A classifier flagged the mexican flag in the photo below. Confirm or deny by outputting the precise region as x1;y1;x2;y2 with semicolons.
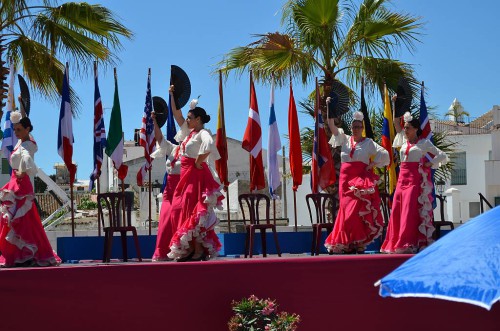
105;70;128;180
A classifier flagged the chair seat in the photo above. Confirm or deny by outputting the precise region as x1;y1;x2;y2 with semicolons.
246;224;276;230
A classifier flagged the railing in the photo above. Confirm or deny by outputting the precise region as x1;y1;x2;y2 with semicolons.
478;193;493;214
432;117;493;135
35;192;92;218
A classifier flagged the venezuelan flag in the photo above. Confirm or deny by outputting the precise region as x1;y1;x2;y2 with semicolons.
381;84;397;194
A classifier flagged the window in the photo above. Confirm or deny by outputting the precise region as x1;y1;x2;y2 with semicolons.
1;158;10;175
450;152;467;185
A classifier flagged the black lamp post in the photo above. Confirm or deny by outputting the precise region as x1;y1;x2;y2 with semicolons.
435;179;446;222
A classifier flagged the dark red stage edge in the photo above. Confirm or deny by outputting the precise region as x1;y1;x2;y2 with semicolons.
0;255;498;331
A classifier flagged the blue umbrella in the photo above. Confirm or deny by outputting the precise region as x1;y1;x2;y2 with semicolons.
376;206;500;310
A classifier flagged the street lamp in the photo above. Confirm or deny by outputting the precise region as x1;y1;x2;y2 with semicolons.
433;178;454;239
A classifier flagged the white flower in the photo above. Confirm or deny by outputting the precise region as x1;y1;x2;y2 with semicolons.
403;111;413;123
10;111;22;124
189;99;198;110
353;111;364;122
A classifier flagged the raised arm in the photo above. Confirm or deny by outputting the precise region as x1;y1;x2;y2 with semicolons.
169;85;185;127
151;112;164;144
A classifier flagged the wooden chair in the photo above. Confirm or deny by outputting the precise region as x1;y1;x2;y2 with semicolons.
97;192;142;263
238;193;281;258
306;193;336;255
433;194;454;239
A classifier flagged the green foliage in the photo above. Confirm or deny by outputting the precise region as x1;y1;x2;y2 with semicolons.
228;295;300;331
34;176;48;193
77;197;98;210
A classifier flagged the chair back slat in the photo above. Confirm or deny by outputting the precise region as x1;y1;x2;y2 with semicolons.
238;193;271;225
97;192;133;229
306;193;336;225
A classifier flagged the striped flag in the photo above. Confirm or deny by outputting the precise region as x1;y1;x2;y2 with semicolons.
105;69;128;181
137;69;156;186
57;64;77;186
242;72;265;191
288;79;302;191
215;71;229;187
89;62;107;191
1;63;18;166
381;84;397;194
267;78;281;199
311;78;336;193
419;82;437;208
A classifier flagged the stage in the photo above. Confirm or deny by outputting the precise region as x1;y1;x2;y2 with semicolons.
1;255;498;331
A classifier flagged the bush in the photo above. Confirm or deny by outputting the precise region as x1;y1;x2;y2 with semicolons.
77;197;98;210
228;295;300;331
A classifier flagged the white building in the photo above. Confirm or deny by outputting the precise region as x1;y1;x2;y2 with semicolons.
432;105;500;223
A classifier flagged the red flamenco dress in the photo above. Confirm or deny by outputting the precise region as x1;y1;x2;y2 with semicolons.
151;140;181;261
167;127;224;260
0;140;60;267
325;132;390;253
381;133;448;253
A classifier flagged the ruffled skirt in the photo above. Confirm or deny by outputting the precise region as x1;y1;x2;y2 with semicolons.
381;162;435;253
0;173;60;267
152;173;181;260
325;162;383;253
167;157;223;260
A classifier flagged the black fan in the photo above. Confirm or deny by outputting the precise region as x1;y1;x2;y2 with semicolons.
17;74;30;116
395;77;412;117
170;65;191;109
327;80;350;118
152;96;168;128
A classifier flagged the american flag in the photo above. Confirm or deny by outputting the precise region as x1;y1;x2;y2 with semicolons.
419;82;437;208
137;69;156;186
89;63;107;191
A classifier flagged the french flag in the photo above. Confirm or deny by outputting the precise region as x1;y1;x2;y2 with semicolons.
57;65;77;185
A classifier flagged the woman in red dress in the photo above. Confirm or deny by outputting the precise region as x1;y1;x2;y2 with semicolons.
381;112;448;253
0;113;60;267
325;110;389;254
167;101;224;261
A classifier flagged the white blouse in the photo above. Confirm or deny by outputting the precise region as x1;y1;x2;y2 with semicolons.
150;138;181;175
174;122;220;161
329;128;390;167
393;131;448;169
11;139;38;177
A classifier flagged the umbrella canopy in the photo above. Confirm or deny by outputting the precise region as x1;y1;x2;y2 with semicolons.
376;206;500;310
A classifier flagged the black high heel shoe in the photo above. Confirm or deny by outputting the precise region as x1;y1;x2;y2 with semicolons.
189;252;207;262
176;250;195;262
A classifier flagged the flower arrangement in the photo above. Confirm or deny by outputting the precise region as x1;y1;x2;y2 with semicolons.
228;295;300;331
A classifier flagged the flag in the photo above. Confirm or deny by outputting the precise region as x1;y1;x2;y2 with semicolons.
137;69;156;186
288;79;302;191
105;70;128;181
267;78;281;199
57;65;77;186
381;84;397;194
360;78;374;139
242;72;265;191
311;78;336;193
1;63;18;166
419;82;437;208
215;71;229;187
89;62;107;191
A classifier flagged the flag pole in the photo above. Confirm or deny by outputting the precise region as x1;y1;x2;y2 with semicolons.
97;177;101;237
66;62;75;237
94;61;102;237
218;70;231;232
148;170;152;235
249;70;253;194
282;145;289;228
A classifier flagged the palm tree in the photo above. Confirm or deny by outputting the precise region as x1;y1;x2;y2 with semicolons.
217;0;423;113
0;0;133;114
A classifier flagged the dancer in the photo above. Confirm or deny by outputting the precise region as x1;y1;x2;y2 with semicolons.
0;112;60;267
151;86;185;261
325;109;389;254
381;111;448;253
167;100;223;262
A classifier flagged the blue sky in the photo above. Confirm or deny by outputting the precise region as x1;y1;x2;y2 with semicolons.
19;0;500;178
